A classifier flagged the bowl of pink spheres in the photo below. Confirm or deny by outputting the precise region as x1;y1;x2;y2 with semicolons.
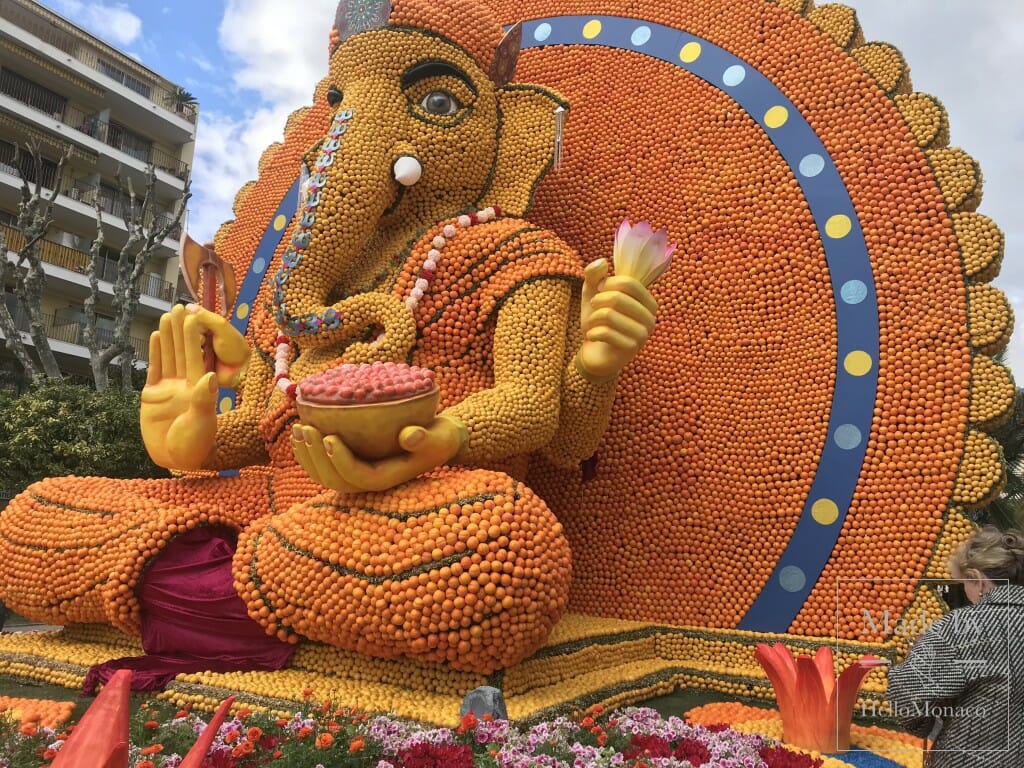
296;362;440;460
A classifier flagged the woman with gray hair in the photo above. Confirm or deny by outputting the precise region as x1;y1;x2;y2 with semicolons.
887;526;1024;766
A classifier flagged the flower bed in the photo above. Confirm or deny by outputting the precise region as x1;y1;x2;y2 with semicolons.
0;696;922;768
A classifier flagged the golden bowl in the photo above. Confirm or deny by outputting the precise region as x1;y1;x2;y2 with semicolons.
295;385;440;461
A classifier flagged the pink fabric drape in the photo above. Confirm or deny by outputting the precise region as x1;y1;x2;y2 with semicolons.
83;526;295;694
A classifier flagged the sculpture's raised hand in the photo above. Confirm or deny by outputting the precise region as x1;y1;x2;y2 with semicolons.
141;304;250;470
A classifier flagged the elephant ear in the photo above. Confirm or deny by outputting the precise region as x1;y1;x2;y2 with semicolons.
479;84;568;218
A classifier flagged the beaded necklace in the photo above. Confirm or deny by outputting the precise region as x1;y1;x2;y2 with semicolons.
273;205;502;398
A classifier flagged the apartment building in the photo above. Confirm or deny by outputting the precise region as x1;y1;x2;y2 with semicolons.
0;0;192;385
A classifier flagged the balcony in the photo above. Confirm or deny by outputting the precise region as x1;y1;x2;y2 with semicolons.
2;303;150;364
63;178;184;241
1;223;177;303
66;107;189;181
0;0;198;127
0;70;191;183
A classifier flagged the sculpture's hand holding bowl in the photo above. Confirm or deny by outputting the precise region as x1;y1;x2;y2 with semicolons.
291;362;467;493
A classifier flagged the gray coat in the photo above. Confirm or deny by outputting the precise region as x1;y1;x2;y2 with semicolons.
887;584;1024;767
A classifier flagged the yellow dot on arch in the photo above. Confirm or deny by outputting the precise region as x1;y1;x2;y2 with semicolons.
811;499;840;525
679;42;702;63
764;105;789;128
273;214;288;231
582;20;602;39
235;302;250;320
826;214;852;239
219;397;234;414
844;350;873;377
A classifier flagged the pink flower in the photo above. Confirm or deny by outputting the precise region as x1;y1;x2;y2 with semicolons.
755;643;880;753
612;219;675;286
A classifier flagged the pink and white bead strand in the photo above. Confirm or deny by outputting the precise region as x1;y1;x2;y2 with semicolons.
406;205;500;313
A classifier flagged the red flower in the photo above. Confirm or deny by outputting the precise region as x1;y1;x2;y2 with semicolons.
297;726;313;740
204;749;236;768
246;726;263;742
135;762;156;768
259;734;280;749
456;712;478;734
673;737;711;766
395;743;474;768
231;741;255;758
349;736;365;753
223;729;240;744
703;723;731;733
624;734;673;759
141;744;164;755
42;749;57;760
597;732;608;747
315;732;334;749
759;745;824;768
581;716;595;727
143;721;158;732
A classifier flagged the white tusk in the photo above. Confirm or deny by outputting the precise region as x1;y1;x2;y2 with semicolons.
392;155;423;186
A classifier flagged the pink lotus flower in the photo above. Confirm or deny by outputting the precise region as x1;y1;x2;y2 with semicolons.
755;643;881;754
612;219;676;286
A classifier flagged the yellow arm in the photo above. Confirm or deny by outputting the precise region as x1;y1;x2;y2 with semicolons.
543;259;658;468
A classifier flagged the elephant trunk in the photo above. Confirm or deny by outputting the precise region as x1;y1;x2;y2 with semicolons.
273;108;412;351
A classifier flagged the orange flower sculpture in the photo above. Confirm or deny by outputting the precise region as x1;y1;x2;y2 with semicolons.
50;669;235;768
754;643;881;754
51;669;131;768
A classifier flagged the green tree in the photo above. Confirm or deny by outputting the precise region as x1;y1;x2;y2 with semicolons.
973;386;1024;531
0;383;166;495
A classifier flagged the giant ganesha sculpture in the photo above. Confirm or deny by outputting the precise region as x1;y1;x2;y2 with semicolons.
0;0;666;679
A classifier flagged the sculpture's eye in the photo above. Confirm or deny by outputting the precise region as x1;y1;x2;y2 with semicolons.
420;90;460;116
402;62;476;124
326;87;343;107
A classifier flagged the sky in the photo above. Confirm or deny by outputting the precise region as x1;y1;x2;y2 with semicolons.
41;0;1024;378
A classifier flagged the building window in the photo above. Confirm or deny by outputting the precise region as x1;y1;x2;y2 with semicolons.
97;183;125;219
96;60;152;100
0;141;59;190
105;121;151;164
0;67;66;118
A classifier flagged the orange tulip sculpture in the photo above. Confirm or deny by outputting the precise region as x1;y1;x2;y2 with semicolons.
754;643;882;754
179;695;237;768
51;669;131;768
50;668;235;768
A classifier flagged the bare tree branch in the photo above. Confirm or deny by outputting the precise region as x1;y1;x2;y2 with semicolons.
5;142;75;383
83;165;190;389
3;142;187;391
0;231;41;382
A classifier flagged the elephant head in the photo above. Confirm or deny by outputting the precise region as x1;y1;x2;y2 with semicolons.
272;0;567;353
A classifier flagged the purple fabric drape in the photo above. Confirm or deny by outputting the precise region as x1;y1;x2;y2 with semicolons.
83;526;296;694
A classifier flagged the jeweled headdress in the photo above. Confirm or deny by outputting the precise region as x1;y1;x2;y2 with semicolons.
329;0;521;85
